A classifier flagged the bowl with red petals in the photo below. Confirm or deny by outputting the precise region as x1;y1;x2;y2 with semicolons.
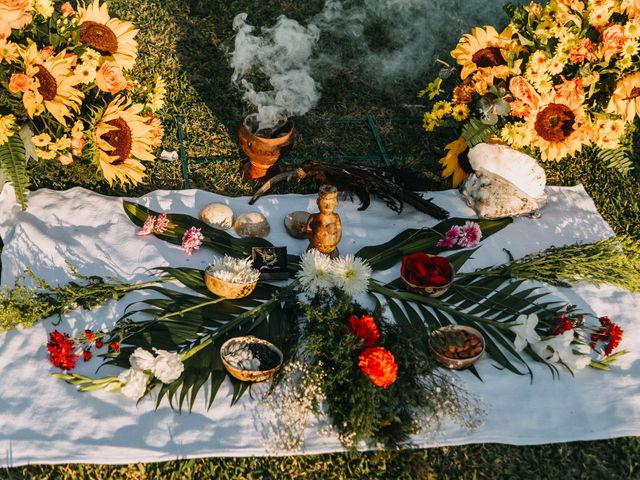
400;253;453;297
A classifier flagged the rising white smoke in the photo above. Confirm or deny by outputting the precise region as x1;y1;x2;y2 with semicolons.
230;1;520;127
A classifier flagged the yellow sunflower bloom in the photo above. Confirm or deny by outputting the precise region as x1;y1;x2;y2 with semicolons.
606;72;640;122
526;91;590;161
92;96;158;186
439;136;472;187
451;26;512;80
20;42;83;126
452;104;469;122
77;0;138;70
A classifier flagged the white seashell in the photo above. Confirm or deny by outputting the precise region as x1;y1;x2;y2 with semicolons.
467;143;546;199
462;144;547;219
234;212;270;238
199;203;234;230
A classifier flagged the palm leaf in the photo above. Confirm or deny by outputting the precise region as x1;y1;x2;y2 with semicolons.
356;217;512;271
598;147;634;174
0;134;29;210
462;118;498;148
105;267;297;411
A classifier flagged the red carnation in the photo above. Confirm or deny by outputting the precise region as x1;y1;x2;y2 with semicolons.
553;315;574;335
47;330;78;371
358;346;398;389
401;253;452;287
82;350;92;362
95;340;104;349
591;316;623;356
109;341;120;353
347;314;380;347
84;330;95;341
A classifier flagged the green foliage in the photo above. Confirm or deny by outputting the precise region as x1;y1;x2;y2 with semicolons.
461;118;498;148
283;292;481;449
598;147;634;174
0;134;29;210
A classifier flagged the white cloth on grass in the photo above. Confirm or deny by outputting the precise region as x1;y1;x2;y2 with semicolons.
0;184;638;467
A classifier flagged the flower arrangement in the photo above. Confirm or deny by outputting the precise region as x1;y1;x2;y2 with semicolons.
206;256;261;284
296;249;372;297
0;0;165;208
422;0;640;186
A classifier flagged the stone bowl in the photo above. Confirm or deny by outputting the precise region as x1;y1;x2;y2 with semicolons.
400;255;453;298
429;325;485;370
204;270;257;299
220;336;283;382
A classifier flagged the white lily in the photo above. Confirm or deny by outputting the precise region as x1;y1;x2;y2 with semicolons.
510;314;541;352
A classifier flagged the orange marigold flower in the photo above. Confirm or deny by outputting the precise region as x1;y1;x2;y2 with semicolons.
358;346;398;389
347;314;380;347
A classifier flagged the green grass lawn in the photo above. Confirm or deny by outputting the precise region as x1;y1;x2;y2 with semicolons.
4;0;640;478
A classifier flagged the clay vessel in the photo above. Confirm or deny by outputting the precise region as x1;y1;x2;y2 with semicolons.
306;184;342;258
238;113;296;181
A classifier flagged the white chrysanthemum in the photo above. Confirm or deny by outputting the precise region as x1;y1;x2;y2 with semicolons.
331;254;372;296
296;249;334;294
129;347;155;371
117;368;149;401
152;349;184;384
206;255;260;284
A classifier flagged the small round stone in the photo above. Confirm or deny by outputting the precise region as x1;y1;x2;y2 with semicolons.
199;203;233;230
234;212;270;238
284;211;310;239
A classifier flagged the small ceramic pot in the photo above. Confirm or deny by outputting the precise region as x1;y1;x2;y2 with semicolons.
400;254;453;298
204;270;257;299
238;113;296;181
429;325;485;370
220;336;283;382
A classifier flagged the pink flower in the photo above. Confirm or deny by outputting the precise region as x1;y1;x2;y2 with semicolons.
137;215;156;236
154;213;169;234
182;227;204;255
458;221;482;248
436;225;462;249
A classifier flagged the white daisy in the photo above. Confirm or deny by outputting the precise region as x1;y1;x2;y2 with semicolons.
331;254;372;297
296;249;335;295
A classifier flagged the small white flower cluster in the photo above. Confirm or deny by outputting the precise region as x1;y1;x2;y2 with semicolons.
206;256;261;285
117;347;185;401
510;314;592;372
296;250;372;297
224;342;261;371
256;361;326;453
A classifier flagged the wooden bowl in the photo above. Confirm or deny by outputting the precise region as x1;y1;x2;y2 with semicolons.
429;325;485;370
204;270;257;299
220;336;283;382
400;254;453;298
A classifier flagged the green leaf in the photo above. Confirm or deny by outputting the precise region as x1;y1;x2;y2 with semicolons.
598;147;634;174
461;118;498;148
0;134;29;210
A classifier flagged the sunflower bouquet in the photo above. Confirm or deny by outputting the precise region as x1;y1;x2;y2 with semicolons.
0;0;165;208
422;0;640;187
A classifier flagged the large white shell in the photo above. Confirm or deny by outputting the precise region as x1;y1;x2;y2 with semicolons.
468;143;546;199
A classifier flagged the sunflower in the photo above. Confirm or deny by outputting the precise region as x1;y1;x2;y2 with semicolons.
451;26;512;80
439;136;473;187
526;92;590;161
20;43;83;126
77;0;138;70
92;96;157;186
606;72;640;122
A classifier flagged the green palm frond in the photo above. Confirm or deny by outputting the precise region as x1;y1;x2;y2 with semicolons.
104;267;298;411
0;134;29;210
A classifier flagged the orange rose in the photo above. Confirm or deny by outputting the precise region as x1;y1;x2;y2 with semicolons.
602;24;626;62
95;61;128;94
509;76;540;110
60;2;74;16
8;73;33;93
57;153;73;165
0;0;32;39
555;77;585;106
358;346;398;389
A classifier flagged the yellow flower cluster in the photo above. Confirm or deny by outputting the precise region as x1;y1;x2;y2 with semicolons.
423;0;640;185
0;0;166;190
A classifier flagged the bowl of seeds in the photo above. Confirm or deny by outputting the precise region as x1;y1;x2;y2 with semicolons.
220;336;283;382
429;325;484;370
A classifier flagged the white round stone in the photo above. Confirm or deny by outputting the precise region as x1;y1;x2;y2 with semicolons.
199;203;234;230
234;212;270;238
